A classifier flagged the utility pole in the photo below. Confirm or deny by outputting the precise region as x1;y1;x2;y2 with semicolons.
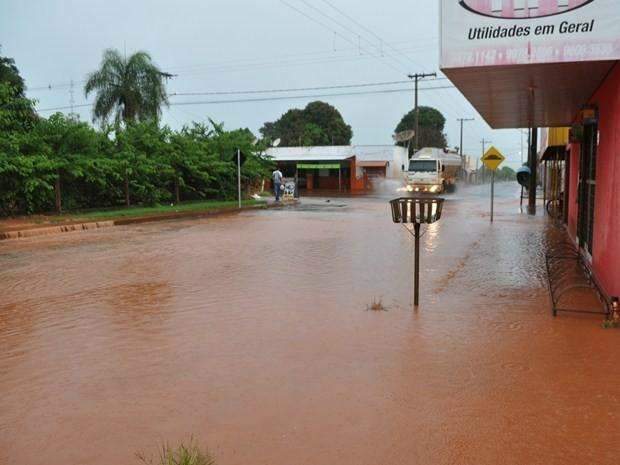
481;138;492;183
408;72;437;152
528;128;538;215
457;118;474;174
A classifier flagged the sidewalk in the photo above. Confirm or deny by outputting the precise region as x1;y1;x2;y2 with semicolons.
0;200;277;241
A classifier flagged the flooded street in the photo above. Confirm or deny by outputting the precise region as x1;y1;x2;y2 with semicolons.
1;184;618;465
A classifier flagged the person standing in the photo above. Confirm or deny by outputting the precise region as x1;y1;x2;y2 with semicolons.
272;168;283;201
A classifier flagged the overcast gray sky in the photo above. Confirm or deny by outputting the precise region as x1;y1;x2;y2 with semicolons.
1;0;527;168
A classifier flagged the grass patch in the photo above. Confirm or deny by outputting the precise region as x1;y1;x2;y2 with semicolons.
136;439;215;465
366;297;388;312
50;199;263;223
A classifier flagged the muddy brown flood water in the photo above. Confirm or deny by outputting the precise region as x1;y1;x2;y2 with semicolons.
1;184;618;465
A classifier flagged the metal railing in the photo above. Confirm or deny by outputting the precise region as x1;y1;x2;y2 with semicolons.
545;238;612;318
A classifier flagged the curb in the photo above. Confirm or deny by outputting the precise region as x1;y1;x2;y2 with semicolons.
0;221;116;241
0;203;280;242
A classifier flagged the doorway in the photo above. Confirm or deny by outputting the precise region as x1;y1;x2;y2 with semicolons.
577;123;598;257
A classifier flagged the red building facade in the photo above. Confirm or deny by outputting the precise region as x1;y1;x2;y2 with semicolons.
442;0;620;302
566;63;620;297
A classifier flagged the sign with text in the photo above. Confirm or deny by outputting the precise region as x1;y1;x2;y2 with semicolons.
297;163;341;170
440;0;620;68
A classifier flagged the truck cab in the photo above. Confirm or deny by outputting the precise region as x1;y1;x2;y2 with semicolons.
404;147;461;194
405;157;444;193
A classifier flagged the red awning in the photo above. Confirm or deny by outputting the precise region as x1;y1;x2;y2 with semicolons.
357;161;388;168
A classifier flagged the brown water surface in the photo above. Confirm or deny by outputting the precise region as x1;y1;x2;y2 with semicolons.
1;184;618;465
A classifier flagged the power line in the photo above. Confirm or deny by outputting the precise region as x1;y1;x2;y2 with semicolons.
294;0;412;71
36;84;456;112
279;0;406;75
170;79;448;97
30;44;436;94
318;0;429;71
164;39;429;73
28;40;441;94
38;103;92;112
170;85;455;107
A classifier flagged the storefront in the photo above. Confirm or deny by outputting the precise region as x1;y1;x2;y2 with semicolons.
265;145;408;193
440;0;620;298
566;64;620;296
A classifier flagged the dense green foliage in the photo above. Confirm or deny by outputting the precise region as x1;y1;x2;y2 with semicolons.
0;51;272;216
0;112;272;215
85;49;170;126
0;55;27;97
395;106;448;155
260;101;353;146
0;69;272;216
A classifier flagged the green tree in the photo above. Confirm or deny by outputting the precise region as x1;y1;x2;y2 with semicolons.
497;165;516;181
0;51;37;132
260;101;352;146
208;122;273;199
0;53;26;97
395;106;447;155
115;121;172;206
85;49;170;127
0;53;274;217
33;113;108;212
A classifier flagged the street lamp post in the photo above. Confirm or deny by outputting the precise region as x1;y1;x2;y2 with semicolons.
390;197;445;308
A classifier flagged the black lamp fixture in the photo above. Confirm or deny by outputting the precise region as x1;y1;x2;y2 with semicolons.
390;197;445;307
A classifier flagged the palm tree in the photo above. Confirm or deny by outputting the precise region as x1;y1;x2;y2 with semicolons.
85;49;170;126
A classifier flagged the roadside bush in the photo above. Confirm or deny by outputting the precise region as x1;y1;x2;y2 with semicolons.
0;96;273;215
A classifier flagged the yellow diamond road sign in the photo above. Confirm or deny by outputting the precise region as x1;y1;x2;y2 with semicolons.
481;146;505;171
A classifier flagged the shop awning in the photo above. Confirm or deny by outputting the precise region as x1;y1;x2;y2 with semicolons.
442;61;616;128
357;161;388;168
539;128;570;161
439;0;620;129
541;146;568;162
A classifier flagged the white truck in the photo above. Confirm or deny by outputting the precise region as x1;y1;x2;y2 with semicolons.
404;147;462;194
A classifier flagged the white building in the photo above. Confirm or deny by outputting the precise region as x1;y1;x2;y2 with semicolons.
265;145;408;192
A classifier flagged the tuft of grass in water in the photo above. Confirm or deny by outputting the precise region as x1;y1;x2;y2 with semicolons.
367;297;388;312
136;439;216;465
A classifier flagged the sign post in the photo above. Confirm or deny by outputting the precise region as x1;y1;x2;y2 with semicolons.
237;149;242;209
481;146;505;223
